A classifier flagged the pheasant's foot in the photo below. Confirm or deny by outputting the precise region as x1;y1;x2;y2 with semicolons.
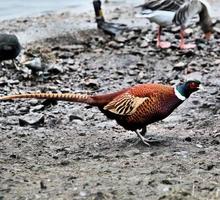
135;131;163;146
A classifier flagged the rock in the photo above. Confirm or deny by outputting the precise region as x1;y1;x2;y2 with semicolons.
19;113;45;127
184;28;193;34
114;35;127;43
69;115;83;121
60;160;70;166
184;137;192;142
184;72;202;81
58;52;74;59
22;57;45;72
29;99;39;106
108;41;124;49
79;191;87;197
196;144;203;148
213;59;220;65
7;79;20;85
82;79;99;89
30;105;45;112
139;40;149;48
48;64;64;74
173;62;187;70
128;70;137;76
40;180;47;190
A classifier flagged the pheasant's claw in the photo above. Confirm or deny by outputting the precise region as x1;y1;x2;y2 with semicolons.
135;131;150;146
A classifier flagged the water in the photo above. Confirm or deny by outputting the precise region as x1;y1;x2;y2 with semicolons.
0;0;90;20
0;0;219;21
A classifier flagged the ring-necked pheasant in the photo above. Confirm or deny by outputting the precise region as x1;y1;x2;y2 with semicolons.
136;0;213;49
0;80;202;145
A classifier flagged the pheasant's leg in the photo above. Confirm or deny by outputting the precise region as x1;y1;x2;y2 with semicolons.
179;29;196;49
135;130;150;146
136;127;163;146
156;26;171;49
140;126;146;136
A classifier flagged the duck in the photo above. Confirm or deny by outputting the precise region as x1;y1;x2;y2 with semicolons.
93;0;127;36
136;0;213;49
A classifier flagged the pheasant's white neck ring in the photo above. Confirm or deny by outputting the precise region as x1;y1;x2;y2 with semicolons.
174;86;186;101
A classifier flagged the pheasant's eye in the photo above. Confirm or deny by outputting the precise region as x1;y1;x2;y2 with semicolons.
189;82;199;89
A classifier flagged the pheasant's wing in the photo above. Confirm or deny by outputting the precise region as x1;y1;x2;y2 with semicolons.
137;0;185;11
173;0;203;26
103;93;148;115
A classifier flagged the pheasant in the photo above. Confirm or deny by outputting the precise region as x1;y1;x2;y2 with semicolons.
0;80;202;145
136;0;213;49
0;34;21;64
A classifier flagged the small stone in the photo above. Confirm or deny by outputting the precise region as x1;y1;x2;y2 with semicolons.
40;180;47;190
196;144;203;148
19;113;45;127
206;164;215;171
173;62;186;70
140;40;149;48
79;191;87;197
184;28;193;34
211;140;220;145
23;57;44;72
7;79;20;85
114;36;127;43
82;79;99;88
213;59;220;65
29;99;39;106
69;115;83;121
59;52;74;59
30;105;45;112
108;41;124;49
60;160;70;166
185;137;192;142
48;64;64;74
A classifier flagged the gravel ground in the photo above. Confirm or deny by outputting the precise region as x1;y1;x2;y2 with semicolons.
0;4;220;200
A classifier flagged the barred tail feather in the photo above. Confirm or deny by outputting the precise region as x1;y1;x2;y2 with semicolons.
0;93;93;104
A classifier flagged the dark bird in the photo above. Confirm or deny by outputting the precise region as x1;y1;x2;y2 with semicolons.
0;34;21;64
136;0;213;49
93;0;127;36
0;80;202;145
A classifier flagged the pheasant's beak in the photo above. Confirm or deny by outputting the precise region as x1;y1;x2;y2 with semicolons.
204;32;212;40
198;84;204;91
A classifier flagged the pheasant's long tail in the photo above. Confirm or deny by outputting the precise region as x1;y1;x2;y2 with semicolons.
0;93;94;105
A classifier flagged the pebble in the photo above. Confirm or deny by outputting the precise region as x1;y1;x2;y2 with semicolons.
19;113;45;127
82;79;99;88
108;41;124;49
173;62;186;70
139;40;149;48
114;35;127;43
48;64;64;74
196;144;203;148
30;105;45;112
23;57;44;72
79;191;87;197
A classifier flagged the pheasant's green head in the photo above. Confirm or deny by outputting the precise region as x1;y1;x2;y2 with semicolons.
175;80;202;100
